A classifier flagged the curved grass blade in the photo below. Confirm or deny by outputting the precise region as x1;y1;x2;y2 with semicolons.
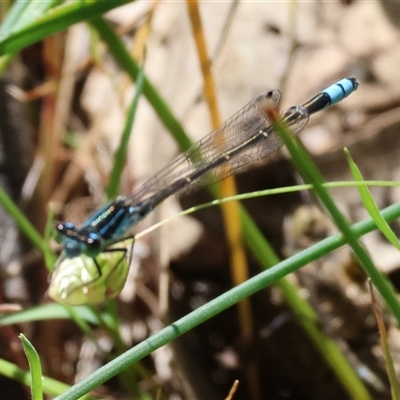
106;66;145;199
19;334;43;400
345;147;400;250
0;303;100;327
0;356;96;399
0;187;46;254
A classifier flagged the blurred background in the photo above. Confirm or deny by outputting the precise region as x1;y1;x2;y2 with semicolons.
1;1;400;399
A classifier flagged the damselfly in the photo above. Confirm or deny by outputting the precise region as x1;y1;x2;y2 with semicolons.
54;77;358;262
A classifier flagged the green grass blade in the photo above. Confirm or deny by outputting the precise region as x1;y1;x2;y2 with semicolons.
345;147;400;250
0;0;63;74
0;357;76;398
0;0;31;35
1;0;62;35
106;65;145;199
20;334;43;400
0;304;101;327
44;204;57;271
0;0;131;56
0;187;45;254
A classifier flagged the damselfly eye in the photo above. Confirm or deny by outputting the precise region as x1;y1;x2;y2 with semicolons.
53;222;76;243
85;233;102;257
55;222;75;233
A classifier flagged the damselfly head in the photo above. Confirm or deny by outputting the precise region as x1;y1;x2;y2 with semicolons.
259;89;281;109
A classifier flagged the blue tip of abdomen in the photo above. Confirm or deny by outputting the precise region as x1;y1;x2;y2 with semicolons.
323;77;359;107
